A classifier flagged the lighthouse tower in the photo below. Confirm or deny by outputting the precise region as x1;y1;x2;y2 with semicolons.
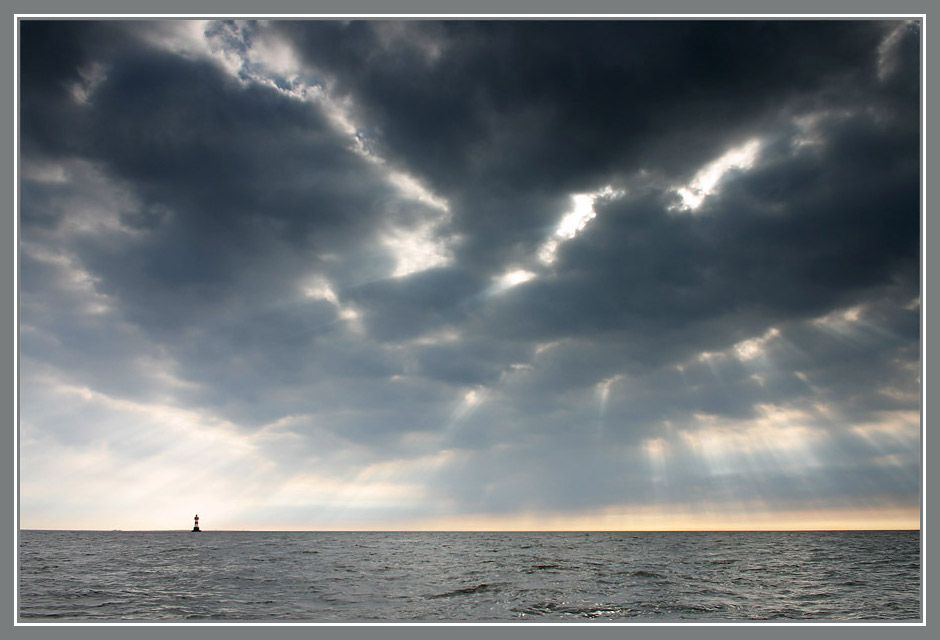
192;514;201;532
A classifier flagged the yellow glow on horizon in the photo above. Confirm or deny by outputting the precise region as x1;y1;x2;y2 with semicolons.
384;505;920;533
109;504;917;533
22;487;920;533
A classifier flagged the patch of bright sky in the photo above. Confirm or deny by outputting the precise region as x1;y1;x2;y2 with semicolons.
679;406;824;478
685;324;783;370
539;186;625;265
139;19;215;62
382;220;455;278
21;372;447;529
733;327;781;361
21;378;261;529
533;340;564;356
486;269;537;297
300;274;341;306
672;138;762;211
441;386;489;438
816;305;866;333
404;327;461;347
298;274;364;333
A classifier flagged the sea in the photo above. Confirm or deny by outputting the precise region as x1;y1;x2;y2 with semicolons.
18;529;921;623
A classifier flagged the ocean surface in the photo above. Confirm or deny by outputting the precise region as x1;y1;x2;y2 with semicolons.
18;530;921;622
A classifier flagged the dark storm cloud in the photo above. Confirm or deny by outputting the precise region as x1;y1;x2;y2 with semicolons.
276;20;892;183
274;20;916;265
344;267;485;342
18;19;921;525
469;108;916;385
272;19;919;399
22;21;411;304
19;20;444;421
424;427;919;517
19;21;137;159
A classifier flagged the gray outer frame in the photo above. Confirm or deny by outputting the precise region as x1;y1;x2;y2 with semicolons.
4;1;930;639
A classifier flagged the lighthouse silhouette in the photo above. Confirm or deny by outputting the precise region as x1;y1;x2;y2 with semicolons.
192;514;201;532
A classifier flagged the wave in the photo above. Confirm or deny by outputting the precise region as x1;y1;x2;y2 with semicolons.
427;583;499;599
629;570;666;579
512;601;635;618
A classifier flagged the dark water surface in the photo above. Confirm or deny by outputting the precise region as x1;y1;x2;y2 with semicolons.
18;530;921;622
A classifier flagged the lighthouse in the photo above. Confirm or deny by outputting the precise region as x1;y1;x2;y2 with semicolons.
192;514;201;532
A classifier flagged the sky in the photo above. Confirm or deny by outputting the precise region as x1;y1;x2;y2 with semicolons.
17;19;922;531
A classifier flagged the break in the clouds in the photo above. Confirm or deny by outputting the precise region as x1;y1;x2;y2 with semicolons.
18;19;921;531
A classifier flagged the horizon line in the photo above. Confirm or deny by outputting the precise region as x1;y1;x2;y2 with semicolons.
19;527;921;533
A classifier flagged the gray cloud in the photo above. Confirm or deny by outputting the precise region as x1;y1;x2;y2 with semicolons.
19;19;921;529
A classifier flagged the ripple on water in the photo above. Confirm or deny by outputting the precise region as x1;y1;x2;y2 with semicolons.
18;530;921;621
